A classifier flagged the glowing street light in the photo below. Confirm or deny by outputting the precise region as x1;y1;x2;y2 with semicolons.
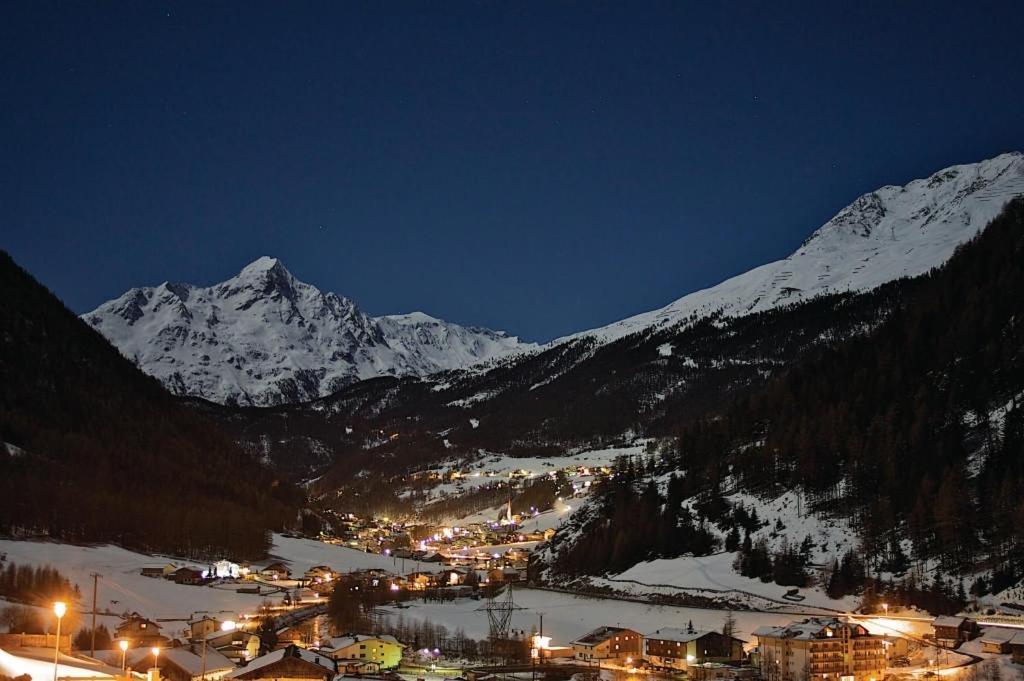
151;647;161;669
52;602;67;681
119;640;129;670
881;602;888;615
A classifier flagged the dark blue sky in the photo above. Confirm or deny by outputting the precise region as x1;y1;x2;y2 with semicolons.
3;1;1022;341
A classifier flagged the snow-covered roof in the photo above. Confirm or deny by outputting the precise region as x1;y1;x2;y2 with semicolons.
751;618;856;641
98;645;235;676
646;628;716;644
323;634;402;651
573;626;637;646
932;616;969;628
981;628;1017;644
0;646;135;680
226;645;335;679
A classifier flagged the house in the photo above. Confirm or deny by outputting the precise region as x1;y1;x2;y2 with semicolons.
225;644;336;681
115;614;169;646
141;564;178;578
931;616;979;648
97;644;235;681
754;618;885;681
0;642;137;681
215;634;262;664
405;572;434;590
302;566;334;584
320;634;404;670
171;567;205;585
571;626;642;663
980;628;1017;654
1010;632;1024;664
189;616;226;642
644;628;745;671
210;560;242;579
486;567;521;584
259;563;291;581
438;569;466;587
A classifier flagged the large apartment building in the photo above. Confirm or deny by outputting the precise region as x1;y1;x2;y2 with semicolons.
753;618;885;681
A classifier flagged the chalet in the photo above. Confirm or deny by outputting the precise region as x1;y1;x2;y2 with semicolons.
189;616;239;642
406;572;434;590
215;634;262;664
644;629;745;671
980;628;1017;654
0;642;132;681
141;564;178;578
320;634;404;669
225;645;336;681
210;560;242;579
487;567;522;584
931;616;979;648
754;618;884;681
302;566;334;584
1011;632;1024;664
438;569;466;587
98;644;235;681
571;626;642;663
171;567;205;585
115;614;168;646
259;563;291;581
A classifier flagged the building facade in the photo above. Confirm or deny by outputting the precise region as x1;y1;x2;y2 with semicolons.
644;629;745;671
320;634;404;670
571;626;642;663
754;618;885;681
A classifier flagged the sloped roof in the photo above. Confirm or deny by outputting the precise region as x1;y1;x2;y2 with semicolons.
323;634;402;651
751;618;857;641
932;616;969;628
573;626;637;646
225;645;335;679
646;628;740;644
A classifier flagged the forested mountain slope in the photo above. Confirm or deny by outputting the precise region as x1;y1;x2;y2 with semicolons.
0;251;300;559
545;198;1024;599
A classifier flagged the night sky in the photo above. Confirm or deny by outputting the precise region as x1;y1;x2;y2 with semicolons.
3;2;1023;341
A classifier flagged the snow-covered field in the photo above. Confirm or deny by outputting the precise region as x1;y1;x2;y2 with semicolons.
0;534;443;623
378;586;847;648
596;552;858;612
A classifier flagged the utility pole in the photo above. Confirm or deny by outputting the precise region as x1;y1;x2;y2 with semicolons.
90;573;102;657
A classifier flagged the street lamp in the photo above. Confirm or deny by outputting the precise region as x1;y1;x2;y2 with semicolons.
151;647;161;670
882;603;888;615
119;640;129;671
52;602;67;681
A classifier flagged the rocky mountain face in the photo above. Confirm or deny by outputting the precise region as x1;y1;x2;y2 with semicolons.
565;151;1024;344
83;257;536;406
202;152;1024;480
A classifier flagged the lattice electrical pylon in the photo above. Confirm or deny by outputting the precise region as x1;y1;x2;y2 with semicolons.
477;583;523;641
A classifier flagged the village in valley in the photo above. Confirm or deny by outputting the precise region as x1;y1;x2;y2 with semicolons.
3;475;1024;681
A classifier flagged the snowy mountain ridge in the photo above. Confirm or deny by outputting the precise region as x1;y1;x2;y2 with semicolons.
83;257;536;406
562;151;1024;344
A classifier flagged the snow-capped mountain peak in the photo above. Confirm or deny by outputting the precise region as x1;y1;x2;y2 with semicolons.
564;151;1024;344
84;259;536;406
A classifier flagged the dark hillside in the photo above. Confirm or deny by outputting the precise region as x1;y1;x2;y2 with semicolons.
0;251;300;559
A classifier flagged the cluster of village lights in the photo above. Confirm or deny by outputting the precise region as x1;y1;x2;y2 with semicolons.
50;601;236;681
